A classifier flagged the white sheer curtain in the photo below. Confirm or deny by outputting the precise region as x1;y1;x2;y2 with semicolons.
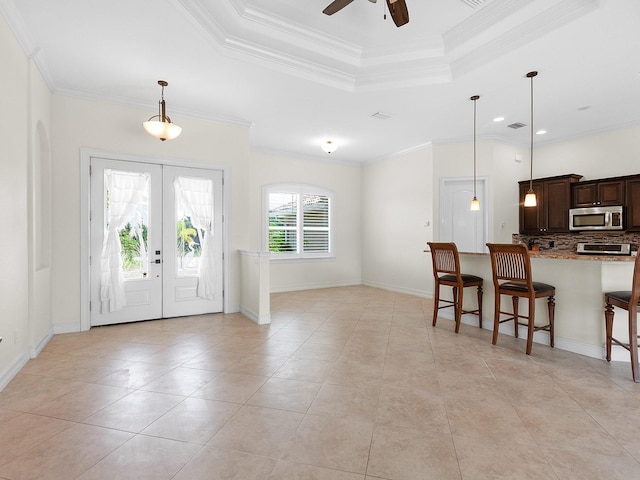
174;176;216;300
100;170;149;312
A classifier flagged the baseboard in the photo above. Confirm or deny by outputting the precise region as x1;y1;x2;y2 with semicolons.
30;327;54;358
240;306;271;325
0;351;30;392
438;310;606;360
226;304;241;314
609;344;634;363
361;280;429;299
271;280;361;294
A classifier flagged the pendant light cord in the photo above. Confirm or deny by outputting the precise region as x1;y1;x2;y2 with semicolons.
527;71;537;192
473;97;477;198
529;74;534;191
469;95;480;211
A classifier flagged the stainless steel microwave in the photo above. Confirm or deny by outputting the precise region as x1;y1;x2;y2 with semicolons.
569;205;624;231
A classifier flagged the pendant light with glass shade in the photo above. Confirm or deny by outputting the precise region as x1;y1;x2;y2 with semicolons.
524;71;538;207
470;95;480;211
321;140;337;154
143;80;182;141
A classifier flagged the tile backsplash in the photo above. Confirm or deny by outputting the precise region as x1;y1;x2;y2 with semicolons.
512;232;640;253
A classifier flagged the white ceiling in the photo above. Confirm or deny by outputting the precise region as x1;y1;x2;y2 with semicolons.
2;0;639;162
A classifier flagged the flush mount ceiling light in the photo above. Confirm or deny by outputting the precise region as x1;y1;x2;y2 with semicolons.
322;140;337;154
470;95;480;211
524;71;538;208
142;80;182;141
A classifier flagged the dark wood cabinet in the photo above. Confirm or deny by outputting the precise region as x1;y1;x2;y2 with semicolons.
626;177;640;231
519;174;582;235
572;179;624;207
519;181;544;235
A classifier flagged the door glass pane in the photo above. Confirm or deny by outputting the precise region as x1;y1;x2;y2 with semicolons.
104;169;150;280
174;176;213;277
176;215;202;276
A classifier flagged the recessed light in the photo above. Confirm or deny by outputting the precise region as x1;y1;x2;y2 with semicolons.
493;116;505;122
536;130;547;135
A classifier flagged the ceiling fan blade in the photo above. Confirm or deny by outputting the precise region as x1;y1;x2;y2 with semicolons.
323;0;355;15
386;0;409;27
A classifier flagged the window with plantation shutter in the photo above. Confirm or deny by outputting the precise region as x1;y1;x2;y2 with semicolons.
264;185;333;258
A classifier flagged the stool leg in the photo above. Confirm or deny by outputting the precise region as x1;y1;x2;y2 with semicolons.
453;286;461;334
548;295;555;348
526;295;535;355
512;296;519;338
432;282;440;327
492;291;500;346
604;302;614;362
629;307;640;382
477;285;483;329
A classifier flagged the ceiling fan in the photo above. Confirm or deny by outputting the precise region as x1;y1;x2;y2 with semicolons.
322;0;409;27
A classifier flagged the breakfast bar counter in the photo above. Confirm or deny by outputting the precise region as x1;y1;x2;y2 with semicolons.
459;249;636;262
426;248;636;361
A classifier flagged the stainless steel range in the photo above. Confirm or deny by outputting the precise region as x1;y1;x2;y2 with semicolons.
576;242;631;255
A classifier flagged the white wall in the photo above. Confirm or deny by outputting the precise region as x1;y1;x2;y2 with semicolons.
248;151;362;292
50;95;252;329
361;146;434;296
361;128;640;304
0;14;33;387
432;140;529;245
4;2;640;386
533;124;640;181
28;65;54;356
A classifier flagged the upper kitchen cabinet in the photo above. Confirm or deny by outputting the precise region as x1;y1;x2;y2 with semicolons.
572;179;625;207
519;174;582;235
625;176;640;231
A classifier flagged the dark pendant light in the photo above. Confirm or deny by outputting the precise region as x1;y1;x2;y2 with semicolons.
470;95;480;211
143;80;182;141
524;71;538;207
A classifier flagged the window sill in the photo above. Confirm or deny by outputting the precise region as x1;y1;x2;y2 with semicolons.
269;255;336;264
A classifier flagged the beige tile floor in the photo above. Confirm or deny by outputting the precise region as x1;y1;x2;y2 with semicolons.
1;285;640;479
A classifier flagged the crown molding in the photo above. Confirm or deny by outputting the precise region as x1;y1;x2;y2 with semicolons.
179;0;454;90
444;0;529;53
449;0;599;77
0;0;58;89
176;0;601;92
54;88;253;128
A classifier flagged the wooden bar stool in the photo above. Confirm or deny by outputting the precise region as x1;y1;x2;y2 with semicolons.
427;242;483;333
486;243;555;355
604;252;640;382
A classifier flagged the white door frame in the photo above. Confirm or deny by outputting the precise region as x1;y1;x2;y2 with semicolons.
80;148;230;332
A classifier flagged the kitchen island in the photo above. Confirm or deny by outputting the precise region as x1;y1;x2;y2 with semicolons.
427;248;636;361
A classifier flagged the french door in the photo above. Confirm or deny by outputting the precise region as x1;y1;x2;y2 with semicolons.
89;158;223;326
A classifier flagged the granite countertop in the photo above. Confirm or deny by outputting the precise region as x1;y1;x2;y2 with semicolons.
424;248;636;261
459;250;636;262
528;250;636;261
